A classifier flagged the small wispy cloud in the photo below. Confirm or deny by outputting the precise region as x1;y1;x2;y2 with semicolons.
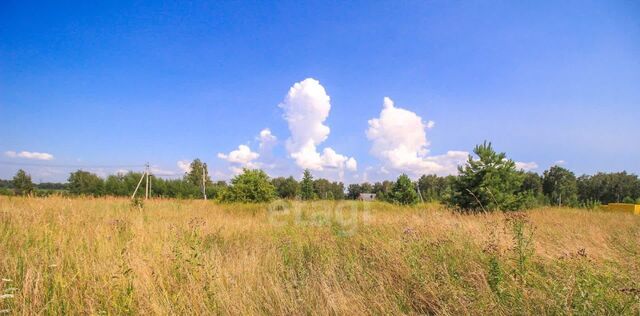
150;166;178;176
515;161;538;171
177;160;191;173
4;150;54;161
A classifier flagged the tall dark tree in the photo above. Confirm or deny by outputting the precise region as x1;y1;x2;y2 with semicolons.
448;141;525;211
543;166;578;206
300;169;315;200
13;169;34;196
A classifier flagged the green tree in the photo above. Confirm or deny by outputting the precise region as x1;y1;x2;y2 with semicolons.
68;170;105;196
271;176;299;199
518;171;545;207
205;181;228;200
313;178;335;199
347;183;362;199
520;172;543;195
448;141;525;211
185;159;212;187
220;169;276;203
373;181;393;201
542;166;578;207
386;174;419;205
360;182;373;194
12;169;34;196
577;172;640;204
300;169;315;200
329;181;345;200
417;174;450;202
105;173;129;196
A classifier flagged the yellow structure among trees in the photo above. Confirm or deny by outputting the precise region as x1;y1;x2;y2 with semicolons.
602;203;640;215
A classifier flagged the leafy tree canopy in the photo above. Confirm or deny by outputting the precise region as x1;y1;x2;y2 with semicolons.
13;169;34;196
220;169;276;203
272;176;300;199
542;166;578;207
68;170;105;196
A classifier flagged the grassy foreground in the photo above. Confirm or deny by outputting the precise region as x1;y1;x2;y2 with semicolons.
0;196;639;315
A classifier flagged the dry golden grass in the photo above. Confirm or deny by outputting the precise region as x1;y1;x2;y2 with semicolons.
1;196;639;315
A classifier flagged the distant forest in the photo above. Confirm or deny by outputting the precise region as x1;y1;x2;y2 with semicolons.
3;157;639;208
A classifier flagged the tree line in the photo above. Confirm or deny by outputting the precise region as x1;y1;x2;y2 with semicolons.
2;143;640;210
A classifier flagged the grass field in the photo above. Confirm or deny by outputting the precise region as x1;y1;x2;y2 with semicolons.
1;196;639;315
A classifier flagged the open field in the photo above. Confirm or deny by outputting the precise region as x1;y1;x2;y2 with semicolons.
1;196;639;315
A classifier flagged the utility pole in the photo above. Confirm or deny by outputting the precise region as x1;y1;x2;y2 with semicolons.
131;166;146;200
202;164;207;200
559;192;562;207
145;162;149;200
416;182;424;203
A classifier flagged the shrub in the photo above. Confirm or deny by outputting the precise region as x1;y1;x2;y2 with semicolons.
220;169;276;203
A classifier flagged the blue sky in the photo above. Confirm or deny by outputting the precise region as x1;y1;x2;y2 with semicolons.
1;0;639;183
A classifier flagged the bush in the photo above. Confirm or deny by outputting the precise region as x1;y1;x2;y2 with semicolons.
220;169;276;203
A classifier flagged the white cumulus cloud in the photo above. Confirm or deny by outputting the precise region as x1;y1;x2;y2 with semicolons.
515;161;538;171
279;78;357;172
218;144;261;169
366;97;468;177
257;128;277;151
4;150;54;161
346;157;357;172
